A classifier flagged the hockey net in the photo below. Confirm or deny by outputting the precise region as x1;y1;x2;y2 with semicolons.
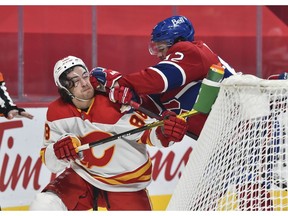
167;74;288;211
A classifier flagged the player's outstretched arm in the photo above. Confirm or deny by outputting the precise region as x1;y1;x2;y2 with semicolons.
0;72;34;120
6;108;34;120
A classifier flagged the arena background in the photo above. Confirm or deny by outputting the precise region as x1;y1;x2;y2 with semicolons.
0;5;287;211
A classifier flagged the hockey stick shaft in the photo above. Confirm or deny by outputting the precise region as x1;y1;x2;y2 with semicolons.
129;100;199;140
129;100;162;120
77;109;198;151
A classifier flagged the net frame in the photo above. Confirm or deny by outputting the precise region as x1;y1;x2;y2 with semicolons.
167;74;288;211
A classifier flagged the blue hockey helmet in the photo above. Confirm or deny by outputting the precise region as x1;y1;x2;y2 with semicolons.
151;15;195;46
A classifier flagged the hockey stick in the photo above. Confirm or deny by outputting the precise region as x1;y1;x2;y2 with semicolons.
77;109;198;151
129;100;199;141
129;100;162;120
78;64;225;152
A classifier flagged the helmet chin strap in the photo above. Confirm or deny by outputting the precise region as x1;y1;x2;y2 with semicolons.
65;89;91;102
73;96;90;102
73;96;91;102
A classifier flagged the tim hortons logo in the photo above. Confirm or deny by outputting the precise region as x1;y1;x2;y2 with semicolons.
150;147;193;180
0;121;192;192
0;121;56;192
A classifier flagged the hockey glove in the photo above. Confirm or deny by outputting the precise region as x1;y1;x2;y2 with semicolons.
3;105;24;118
89;75;102;91
53;135;81;161
109;85;139;105
90;67;122;89
156;110;188;147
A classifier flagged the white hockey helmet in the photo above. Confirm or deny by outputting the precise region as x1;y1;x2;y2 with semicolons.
53;56;89;89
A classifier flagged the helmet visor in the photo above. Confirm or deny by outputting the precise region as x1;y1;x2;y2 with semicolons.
148;41;169;55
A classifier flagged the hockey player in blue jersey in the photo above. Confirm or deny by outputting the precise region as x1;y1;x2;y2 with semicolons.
90;15;237;138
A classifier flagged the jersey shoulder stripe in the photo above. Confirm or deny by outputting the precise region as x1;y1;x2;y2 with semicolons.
148;66;168;93
159;61;186;86
152;62;185;92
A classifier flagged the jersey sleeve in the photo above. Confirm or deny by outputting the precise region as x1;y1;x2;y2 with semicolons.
119;58;187;95
119;41;218;95
40;100;76;173
0;72;17;117
119;68;167;94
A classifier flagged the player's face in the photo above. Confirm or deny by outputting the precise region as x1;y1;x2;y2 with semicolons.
149;41;169;60
67;66;94;100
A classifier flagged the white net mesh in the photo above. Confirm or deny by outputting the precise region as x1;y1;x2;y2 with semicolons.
167;74;288;211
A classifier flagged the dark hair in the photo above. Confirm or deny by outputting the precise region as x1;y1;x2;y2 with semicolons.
57;65;97;104
57;66;78;104
58;88;73;104
59;67;75;89
173;36;187;44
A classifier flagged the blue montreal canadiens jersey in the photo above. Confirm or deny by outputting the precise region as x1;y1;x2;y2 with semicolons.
120;40;235;136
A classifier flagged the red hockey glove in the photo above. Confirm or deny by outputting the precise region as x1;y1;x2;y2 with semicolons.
109;85;138;105
90;67;122;89
156;110;188;147
53;135;81;161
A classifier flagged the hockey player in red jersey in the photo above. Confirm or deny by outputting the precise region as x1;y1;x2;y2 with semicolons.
0;72;34;119
29;56;188;211
91;15;237;138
